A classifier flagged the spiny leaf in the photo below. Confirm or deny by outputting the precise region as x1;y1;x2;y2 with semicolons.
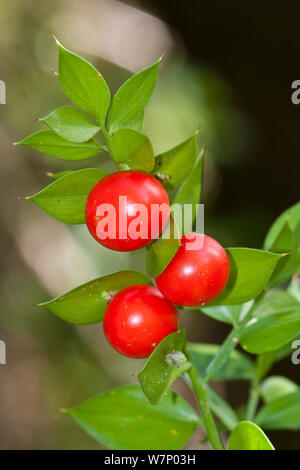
64;384;201;450
173;144;205;234
251;289;300;319
152;131;198;190
37;270;152;324
15;130;104;160
40;106;100;143
269;216;294;254
56;38;110;126
240;310;300;354
210;248;283;306
27;168;107;224
199;302;251;326
138;330;190;405
107;59;161;134
264;202;300;286
111;128;154;172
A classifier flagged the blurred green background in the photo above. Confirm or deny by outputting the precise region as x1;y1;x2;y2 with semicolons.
0;0;299;449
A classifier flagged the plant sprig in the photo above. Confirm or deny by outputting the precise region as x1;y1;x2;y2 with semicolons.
15;38;300;451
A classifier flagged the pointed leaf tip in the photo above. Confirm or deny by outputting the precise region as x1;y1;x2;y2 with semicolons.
41;106;101;143
64;385;199;450
26;168;108;224
57;41;110;126
39;270;152;324
53;35;60;46
138;330;188;404
50;67;58;76
107;60;160;133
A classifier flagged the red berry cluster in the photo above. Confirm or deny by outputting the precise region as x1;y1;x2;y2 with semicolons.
85;170;230;358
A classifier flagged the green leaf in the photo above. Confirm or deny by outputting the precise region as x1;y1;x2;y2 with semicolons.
200;303;251;326
264;202;300;286
173;145;205;234
56;39;110;126
240;310;300;354
202;294;299;383
250;290;300;359
152;132;198;190
188;343;255;381
145;215;180;278
260;376;298;404
227;421;274;450
251;289;300;319
40;106;100;143
274;334;300;362
210;248;283;306
111;128;154;172
207;387;239;431
201;330;240;384
15;130;103;160
256;352;275;382
138;330;190;405
107;60;161;134
27;168;107;224
269;217;294;254
64;384;200;450
127;111;144;132
288;275;300;303
45;170;73;179
37;270;152;324
256;390;300;430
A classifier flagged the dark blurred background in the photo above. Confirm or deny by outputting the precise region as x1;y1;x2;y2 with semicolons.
0;0;299;449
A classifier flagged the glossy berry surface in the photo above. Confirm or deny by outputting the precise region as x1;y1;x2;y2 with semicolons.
85;170;170;251
103;284;178;358
155;233;230;307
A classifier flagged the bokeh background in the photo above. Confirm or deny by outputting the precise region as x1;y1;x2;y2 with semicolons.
0;0;299;449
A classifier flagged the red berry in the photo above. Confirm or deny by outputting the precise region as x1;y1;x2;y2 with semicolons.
103;284;178;358
155;233;230;307
85;170;170;251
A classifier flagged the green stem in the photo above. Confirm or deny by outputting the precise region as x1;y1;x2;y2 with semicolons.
203;294;265;384
101;127;113;155
245;352;274;421
245;382;259;421
185;348;224;450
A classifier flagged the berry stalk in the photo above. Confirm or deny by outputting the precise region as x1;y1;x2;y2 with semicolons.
185;347;224;450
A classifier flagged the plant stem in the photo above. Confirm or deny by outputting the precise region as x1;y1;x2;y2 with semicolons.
245;352;274;421
185;348;224;450
101;127;113;155
245;382;259;421
203;294;264;384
